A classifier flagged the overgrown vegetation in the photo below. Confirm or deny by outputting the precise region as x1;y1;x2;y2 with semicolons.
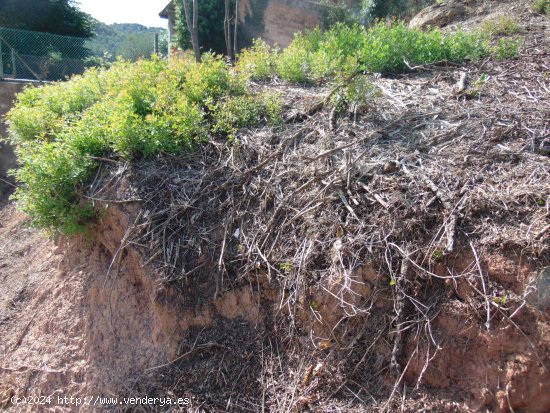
237;22;491;84
7;19;515;234
494;36;522;59
533;0;550;15
482;15;522;36
86;22;168;62
5;55;280;233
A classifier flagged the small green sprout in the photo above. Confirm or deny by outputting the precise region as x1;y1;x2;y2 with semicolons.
279;261;293;272
473;73;489;88
431;249;444;262
494;295;508;306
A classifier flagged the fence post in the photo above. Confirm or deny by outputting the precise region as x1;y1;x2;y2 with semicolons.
10;47;16;78
0;39;3;78
154;33;159;55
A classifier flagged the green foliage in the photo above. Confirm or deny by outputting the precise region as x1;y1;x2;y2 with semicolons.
0;0;94;38
482;16;522;36
6;55;281;234
279;261;293;272
237;22;490;84
494;295;508;306
5;18;506;235
210;91;283;138
310;24;365;81
533;0;550;15
319;0;375;28
275;43;312;84
494;37;522;60
183;53;235;103
174;0;230;54
336;75;379;110
275;29;322;84
431;249;444;262
86;22;168;62
13;141;96;234
473;73;489;88
236;39;278;81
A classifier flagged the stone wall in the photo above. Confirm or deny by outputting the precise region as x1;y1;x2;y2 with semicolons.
0;81;24;201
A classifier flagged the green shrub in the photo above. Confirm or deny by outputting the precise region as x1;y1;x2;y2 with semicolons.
6;21;498;235
441;29;489;62
533;0;550;15
494;37;522;60
245;21;491;84
6;54;281;234
482;16;522;36
339;75;379;109
13;140;96;234
236;39;278;81
361;22;489;73
183;53;234;103
210;91;284;138
310;24;365;81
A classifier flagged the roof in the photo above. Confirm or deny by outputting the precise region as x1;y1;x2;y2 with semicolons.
159;1;175;19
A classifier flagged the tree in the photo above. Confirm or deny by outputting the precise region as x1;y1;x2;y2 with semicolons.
176;0;200;62
174;0;230;57
0;0;94;38
86;22;168;62
224;0;239;63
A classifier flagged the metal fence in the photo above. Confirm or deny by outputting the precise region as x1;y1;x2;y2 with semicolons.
0;27;89;82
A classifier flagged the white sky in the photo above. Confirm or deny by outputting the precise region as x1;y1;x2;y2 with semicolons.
76;0;169;28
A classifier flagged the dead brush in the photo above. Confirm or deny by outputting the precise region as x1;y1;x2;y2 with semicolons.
92;49;549;411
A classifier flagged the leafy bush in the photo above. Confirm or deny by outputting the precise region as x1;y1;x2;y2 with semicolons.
310;24;366;81
13;141;96;234
275;29;322;84
494;37;522;60
6;55;281;234
236;39;278;81
210;92;282;138
5;20;500;235
533;0;550;15
237;22;490;85
482;16;522;36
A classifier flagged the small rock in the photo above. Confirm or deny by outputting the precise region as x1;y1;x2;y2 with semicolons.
382;161;398;174
539;139;550;155
409;0;466;29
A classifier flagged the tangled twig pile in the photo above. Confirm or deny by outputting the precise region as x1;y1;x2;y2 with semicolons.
93;34;549;411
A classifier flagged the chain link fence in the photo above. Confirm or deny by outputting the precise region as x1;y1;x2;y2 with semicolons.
0;27;89;81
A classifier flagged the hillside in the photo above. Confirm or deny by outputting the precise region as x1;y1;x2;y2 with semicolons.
0;0;549;412
86;21;168;61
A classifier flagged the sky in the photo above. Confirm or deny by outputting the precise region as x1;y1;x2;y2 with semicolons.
76;0;169;28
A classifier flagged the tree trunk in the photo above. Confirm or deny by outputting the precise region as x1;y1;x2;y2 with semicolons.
224;0;233;63
233;0;238;60
182;0;200;62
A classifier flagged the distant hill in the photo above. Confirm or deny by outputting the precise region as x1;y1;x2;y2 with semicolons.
87;21;168;61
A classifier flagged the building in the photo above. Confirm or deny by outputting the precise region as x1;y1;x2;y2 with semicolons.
159;0;324;53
